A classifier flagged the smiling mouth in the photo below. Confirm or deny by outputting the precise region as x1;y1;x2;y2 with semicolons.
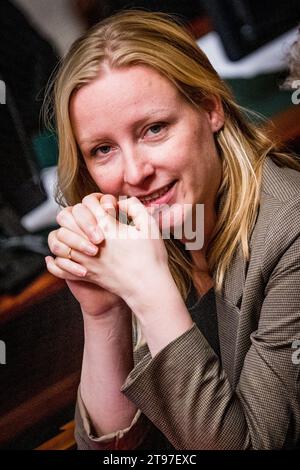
138;181;177;205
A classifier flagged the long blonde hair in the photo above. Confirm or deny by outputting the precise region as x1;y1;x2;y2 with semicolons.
45;10;300;311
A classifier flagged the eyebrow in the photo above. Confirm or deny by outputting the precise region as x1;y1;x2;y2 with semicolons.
79;108;171;147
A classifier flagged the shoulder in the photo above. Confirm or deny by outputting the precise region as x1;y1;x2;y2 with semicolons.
262;156;300;202
260;157;300;232
256;157;300;276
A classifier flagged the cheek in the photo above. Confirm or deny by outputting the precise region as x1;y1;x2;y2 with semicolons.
85;164;120;194
161;138;193;172
177;129;202;164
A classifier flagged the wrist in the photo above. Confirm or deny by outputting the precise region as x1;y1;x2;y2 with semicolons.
124;269;194;356
82;302;131;325
123;266;174;315
82;304;133;354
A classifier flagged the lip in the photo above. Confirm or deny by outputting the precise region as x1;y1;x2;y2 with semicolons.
141;180;177;207
136;181;174;199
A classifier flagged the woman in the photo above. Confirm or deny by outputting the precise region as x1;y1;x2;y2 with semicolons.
45;10;300;449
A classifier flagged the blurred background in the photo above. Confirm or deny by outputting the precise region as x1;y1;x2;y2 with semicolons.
0;0;299;450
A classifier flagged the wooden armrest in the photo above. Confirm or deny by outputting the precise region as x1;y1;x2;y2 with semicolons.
0;272;65;325
0;372;79;448
264;104;300;145
35;420;76;451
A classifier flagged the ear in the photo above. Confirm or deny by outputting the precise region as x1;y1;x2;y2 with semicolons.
201;95;224;133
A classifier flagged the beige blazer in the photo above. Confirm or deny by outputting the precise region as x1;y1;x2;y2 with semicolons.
75;157;300;449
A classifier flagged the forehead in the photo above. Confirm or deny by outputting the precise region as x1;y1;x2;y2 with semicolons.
69;65;184;132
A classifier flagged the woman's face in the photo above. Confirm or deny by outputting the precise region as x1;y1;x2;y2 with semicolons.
70;65;224;235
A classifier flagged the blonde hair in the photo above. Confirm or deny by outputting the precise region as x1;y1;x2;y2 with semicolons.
45;10;300;347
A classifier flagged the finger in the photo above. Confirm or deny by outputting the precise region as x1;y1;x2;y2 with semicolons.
118;197;159;235
82;193;117;222
82;193;116;234
56;207;89;239
100;194;118;217
54;256;87;277
45;256;86;280
72;203;104;244
48;230;69;258
50;228;98;257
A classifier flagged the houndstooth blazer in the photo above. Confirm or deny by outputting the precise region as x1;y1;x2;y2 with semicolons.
75;157;300;450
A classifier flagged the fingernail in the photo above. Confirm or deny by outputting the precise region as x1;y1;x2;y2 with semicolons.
91;228;102;243
76;266;87;277
103;204;116;217
84;244;98;255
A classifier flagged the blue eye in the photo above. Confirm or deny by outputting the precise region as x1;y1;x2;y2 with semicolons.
148;124;163;135
91;145;111;157
98;145;111;154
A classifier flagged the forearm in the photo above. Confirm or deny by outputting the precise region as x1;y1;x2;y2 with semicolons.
79;268;192;436
80;305;138;435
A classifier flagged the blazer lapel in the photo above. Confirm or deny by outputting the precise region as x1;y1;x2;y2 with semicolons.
215;243;248;387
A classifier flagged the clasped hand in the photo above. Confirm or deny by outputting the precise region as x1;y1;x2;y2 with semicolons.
46;193;169;310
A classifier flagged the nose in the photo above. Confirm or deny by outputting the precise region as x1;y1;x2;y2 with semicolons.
122;146;155;186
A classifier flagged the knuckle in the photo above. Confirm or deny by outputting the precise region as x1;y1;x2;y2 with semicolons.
55;257;63;267
56;227;66;240
48;231;58;250
56;207;72;225
82;194;92;205
52;241;61;254
83;192;101;204
72;203;83;213
47;230;55;245
79;240;88;252
56;210;65;225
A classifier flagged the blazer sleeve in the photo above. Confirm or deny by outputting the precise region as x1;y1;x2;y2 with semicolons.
74;339;175;449
74;386;152;450
121;235;300;449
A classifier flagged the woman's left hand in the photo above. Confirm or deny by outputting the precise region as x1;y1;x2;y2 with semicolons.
60;194;170;305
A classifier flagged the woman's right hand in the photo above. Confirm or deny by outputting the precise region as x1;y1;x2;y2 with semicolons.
46;194;128;317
